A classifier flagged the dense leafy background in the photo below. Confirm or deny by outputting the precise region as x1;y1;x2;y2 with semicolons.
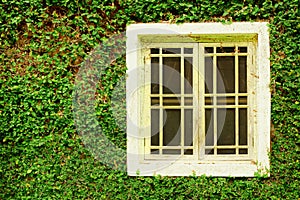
1;0;299;199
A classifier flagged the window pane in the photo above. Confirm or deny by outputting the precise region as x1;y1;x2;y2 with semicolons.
239;56;247;93
163;57;181;94
184;97;193;106
238;96;247;105
217;149;236;154
184;109;193;146
205;109;214;146
184;149;193;155
217;47;235;53
151;149;159;154
151;97;159;106
163;97;180;106
184;48;193;54
216;97;235;105
162;48;181;54
151;57;159;94
239;108;247;145
239;149;248;154
151;48;159;54
205;57;213;94
205;149;214;155
163;109;181;146
217;108;235;145
238;47;247;53
205;97;213;105
184;57;193;94
162;149;181;154
205;47;213;53
217;56;235;93
151;109;159;146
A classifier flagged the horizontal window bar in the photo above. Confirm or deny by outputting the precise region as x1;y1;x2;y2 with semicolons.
151;106;195;109
205;97;247;105
150;146;194;149
204;105;248;108
204;53;248;56
204;93;248;96
205;145;248;149
162;97;181;106
150;94;194;97
150;54;184;57
202;155;251;159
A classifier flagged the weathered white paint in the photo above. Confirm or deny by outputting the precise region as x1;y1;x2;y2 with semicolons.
126;22;270;177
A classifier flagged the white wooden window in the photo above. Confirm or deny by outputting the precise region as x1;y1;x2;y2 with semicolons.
126;23;270;177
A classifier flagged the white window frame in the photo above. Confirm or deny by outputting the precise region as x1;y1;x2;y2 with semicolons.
126;23;270;177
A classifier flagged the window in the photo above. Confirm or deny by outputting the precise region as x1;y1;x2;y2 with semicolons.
126;23;270;177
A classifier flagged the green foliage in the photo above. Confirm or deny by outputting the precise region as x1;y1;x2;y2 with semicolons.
0;0;299;199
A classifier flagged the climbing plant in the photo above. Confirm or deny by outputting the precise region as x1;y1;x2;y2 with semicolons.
0;0;299;198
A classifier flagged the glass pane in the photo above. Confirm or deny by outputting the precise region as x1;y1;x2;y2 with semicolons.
151;109;159;146
151;48;159;54
239;108;247;145
151;57;159;94
184;57;193;94
217;56;235;93
151;149;159;154
162;149;181;155
238;47;247;53
151;97;159;106
162;48;181;54
238;96;247;105
239;56;247;93
217;97;235;105
184;109;193;146
163;109;181;146
217;108;235;145
217;47;235;53
205;97;212;105
184;97;193;106
205;57;213;94
205;47;213;53
205;149;214;155
184;149;193;155
217;149;236;154
163;97;180;106
184;48;193;54
239;149;248;154
205;109;214;146
163;57;181;94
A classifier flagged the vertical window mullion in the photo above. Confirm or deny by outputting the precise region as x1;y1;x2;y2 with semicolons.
159;48;163;155
235;45;239;155
198;44;204;159
181;48;184;155
213;46;217;155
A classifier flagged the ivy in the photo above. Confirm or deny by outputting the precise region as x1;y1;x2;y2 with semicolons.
0;0;300;199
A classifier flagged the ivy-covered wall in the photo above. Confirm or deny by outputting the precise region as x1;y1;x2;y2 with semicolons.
0;0;299;199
